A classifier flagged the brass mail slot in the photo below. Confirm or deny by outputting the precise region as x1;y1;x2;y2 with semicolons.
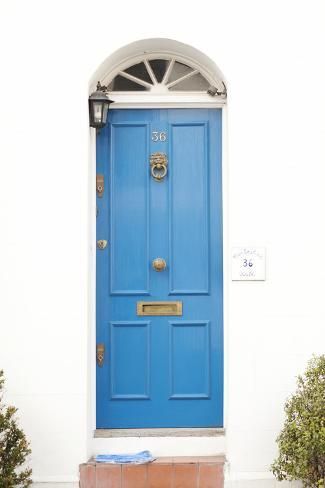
137;301;182;316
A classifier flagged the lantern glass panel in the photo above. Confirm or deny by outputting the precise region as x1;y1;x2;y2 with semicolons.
93;102;103;123
102;103;109;124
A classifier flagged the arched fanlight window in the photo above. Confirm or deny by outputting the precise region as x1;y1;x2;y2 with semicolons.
106;57;226;97
90;45;227;112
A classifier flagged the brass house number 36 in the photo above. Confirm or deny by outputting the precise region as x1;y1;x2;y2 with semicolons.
152;131;167;142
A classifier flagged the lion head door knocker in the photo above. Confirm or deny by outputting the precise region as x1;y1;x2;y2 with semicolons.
150;152;168;181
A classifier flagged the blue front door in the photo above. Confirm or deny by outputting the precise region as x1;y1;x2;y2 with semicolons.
96;109;223;428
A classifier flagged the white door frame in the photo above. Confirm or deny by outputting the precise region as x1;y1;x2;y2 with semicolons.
88;38;229;456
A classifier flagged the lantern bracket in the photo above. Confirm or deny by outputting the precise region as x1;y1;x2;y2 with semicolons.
96;81;109;93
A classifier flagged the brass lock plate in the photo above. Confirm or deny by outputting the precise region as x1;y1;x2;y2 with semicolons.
137;301;182;316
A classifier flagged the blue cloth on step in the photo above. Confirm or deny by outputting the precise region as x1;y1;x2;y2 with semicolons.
95;450;155;464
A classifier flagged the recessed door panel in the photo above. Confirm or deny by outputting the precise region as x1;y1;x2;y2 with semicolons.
169;321;210;399
169;123;209;295
110;123;149;295
110;321;150;399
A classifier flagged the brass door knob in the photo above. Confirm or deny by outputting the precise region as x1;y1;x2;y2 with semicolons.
152;258;167;272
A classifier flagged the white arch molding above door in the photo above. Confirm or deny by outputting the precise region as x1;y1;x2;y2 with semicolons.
90;38;227;108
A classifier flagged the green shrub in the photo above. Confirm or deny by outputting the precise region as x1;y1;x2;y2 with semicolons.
0;370;32;487
271;355;325;487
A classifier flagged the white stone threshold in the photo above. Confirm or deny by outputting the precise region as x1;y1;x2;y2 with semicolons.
94;428;225;438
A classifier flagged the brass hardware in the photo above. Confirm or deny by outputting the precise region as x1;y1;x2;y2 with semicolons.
152;257;167;272
96;174;104;197
150;152;168;181
137;301;183;316
96;343;105;367
97;239;108;249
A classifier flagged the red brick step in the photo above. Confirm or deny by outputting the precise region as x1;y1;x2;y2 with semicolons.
80;455;225;487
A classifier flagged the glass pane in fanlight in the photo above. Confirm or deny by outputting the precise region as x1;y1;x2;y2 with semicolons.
110;75;147;91
93;102;103;122
124;62;152;84
169;73;210;91
167;61;194;83
149;59;169;83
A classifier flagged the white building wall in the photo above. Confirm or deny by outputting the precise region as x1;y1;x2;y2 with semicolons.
0;1;324;487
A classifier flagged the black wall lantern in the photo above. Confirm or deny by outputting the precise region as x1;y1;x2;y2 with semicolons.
88;82;114;129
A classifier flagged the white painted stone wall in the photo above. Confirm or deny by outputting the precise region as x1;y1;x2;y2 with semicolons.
0;1;324;487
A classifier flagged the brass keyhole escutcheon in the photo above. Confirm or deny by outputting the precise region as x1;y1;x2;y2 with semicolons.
152;258;167;272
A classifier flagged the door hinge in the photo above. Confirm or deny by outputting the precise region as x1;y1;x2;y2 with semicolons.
96;174;104;197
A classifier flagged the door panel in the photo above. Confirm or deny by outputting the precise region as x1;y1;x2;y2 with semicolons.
96;109;223;428
169;321;210;399
110;123;149;295
110;321;150;399
169;122;209;294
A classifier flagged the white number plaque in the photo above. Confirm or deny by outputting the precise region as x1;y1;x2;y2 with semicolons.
231;247;266;281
